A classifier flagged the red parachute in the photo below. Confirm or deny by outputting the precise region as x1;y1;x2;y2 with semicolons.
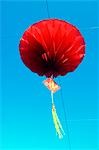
19;19;85;78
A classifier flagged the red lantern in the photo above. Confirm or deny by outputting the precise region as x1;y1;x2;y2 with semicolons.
19;19;85;78
19;19;85;139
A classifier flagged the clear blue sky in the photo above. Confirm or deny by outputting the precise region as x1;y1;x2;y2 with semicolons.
0;0;99;150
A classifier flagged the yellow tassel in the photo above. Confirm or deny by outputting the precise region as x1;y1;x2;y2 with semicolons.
52;103;65;139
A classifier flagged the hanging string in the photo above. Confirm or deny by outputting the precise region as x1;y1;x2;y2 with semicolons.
51;91;54;104
58;78;71;150
45;0;50;18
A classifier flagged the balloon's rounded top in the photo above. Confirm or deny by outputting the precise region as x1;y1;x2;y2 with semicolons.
19;19;85;78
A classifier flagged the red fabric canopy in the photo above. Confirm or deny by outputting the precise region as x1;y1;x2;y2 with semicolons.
19;19;85;77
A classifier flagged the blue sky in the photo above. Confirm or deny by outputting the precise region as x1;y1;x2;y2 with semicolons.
0;0;99;150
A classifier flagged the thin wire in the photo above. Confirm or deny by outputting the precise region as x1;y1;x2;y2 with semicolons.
80;26;99;30
67;118;99;122
87;26;99;29
45;0;50;18
58;78;71;150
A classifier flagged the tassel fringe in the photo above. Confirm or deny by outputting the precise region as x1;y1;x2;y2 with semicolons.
52;103;65;139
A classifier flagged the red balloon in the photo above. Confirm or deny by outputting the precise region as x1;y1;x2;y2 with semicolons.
19;19;85;78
